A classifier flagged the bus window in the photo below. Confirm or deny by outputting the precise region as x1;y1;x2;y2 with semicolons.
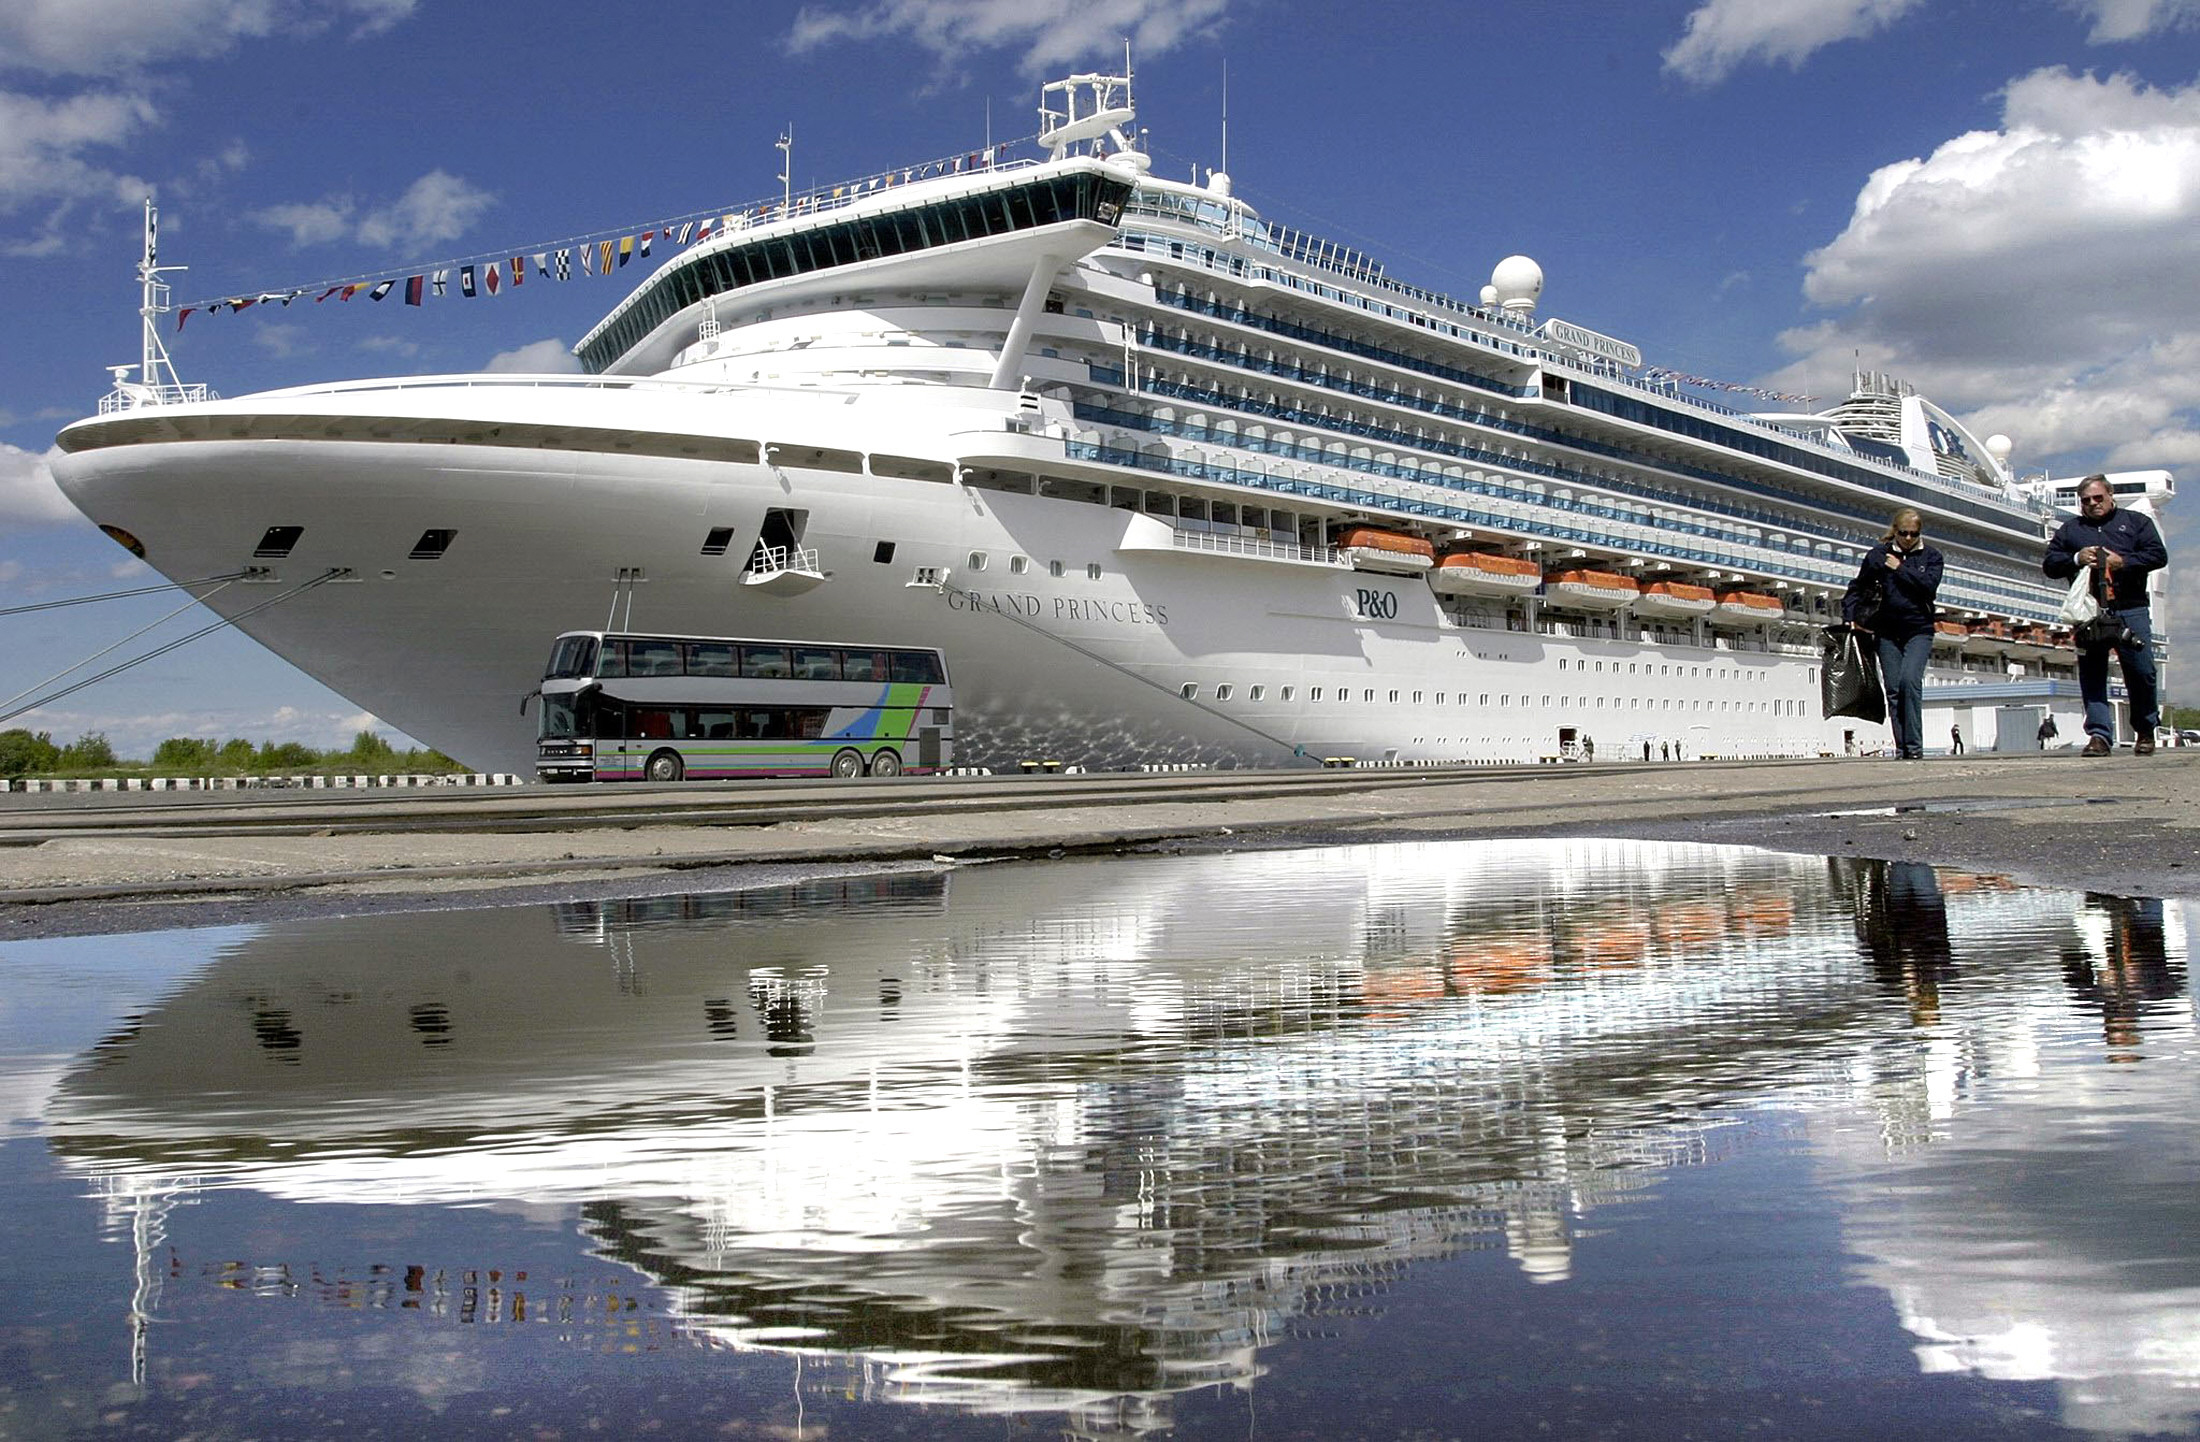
539;691;584;739
695;710;739;739
598;640;628;678
741;645;792;679
890;650;945;684
629;638;682;676
687;641;738;677
842;649;885;682
631;707;684;740
794;708;827;738
545;635;597;679
792;647;840;680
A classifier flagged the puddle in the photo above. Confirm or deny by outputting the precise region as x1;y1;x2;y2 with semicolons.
0;839;2191;1439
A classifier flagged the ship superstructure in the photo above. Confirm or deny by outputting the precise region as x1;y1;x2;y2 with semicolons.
48;70;2171;770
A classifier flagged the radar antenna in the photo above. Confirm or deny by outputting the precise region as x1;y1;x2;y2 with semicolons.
1038;54;1147;171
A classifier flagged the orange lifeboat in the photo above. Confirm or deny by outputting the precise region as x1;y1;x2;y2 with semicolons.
1427;550;1542;597
1335;526;1435;575
1633;580;1716;619
1543;568;1639;610
1962;618;2011;655
1932;619;1969;649
1710;590;1784;625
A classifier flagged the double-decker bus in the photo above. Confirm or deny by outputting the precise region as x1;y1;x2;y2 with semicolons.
533;631;952;782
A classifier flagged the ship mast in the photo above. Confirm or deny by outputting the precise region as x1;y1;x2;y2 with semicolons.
106;199;206;411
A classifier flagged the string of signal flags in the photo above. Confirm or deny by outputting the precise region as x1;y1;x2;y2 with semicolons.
174;140;1027;330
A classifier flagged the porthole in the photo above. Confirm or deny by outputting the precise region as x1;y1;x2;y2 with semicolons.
1009;555;1029;574
1049;560;1065;577
1249;685;1265;701
1086;563;1102;579
1180;682;1199;700
1217;684;1234;701
966;551;987;571
1280;686;1295;702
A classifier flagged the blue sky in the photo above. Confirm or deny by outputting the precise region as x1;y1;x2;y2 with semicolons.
4;0;2198;756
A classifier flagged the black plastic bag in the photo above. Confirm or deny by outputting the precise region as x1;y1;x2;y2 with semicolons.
2075;613;2131;652
1821;624;1886;723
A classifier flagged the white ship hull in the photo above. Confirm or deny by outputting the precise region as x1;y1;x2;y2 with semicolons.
52;379;1886;772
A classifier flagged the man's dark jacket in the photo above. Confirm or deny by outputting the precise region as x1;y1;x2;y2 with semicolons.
2043;505;2167;610
1843;543;1944;640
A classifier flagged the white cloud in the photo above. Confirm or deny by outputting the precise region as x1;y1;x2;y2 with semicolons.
0;0;416;76
2067;0;2200;41
0;0;416;250
354;170;494;249
1663;0;1924;84
483;338;581;373
0;440;75;524
250;171;495;251
787;0;1230;75
252;321;312;358
1765;66;2200;650
250;198;352;245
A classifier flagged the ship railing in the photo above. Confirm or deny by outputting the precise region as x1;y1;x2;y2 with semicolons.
1167;527;1331;565
747;543;820;577
1134;240;2055;522
98;382;215;413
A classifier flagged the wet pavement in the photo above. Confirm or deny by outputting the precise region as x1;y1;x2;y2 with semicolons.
1;837;2192;1439
2;753;2196;937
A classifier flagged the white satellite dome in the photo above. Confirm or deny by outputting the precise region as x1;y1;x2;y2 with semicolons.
1985;434;2013;465
1479;283;1499;307
1490;255;1543;316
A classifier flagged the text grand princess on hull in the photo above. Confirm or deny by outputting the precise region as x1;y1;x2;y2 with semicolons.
50;70;2174;772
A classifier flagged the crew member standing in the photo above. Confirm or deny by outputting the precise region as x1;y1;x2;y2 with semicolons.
1845;507;1944;760
2043;475;2167;756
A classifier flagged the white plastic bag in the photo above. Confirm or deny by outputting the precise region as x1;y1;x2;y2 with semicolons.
2060;566;2100;625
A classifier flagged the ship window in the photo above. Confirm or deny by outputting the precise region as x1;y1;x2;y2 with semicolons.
966;551;987;570
1311;687;1323;701
874;541;896;564
253;525;303;558
1009;555;1029;574
1216;684;1234;701
1086;563;1102;579
409;528;455;560
1365;689;1376;702
1414;691;1424;704
1390;690;1401;703
701;527;735;556
1049;560;1065;578
1180;682;1198;700
1559;659;1569;671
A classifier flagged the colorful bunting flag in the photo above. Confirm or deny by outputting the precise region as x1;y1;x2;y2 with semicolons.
617;235;634;267
533;252;550;278
638;230;652;257
176;307;194;331
485;264;499;295
317;285;343;303
432;270;448;297
554;248;570;279
460;264;477;297
597;239;614;272
405;275;425;305
509;256;524;286
369;279;395;301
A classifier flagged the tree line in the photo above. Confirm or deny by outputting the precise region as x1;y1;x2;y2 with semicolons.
0;728;461;779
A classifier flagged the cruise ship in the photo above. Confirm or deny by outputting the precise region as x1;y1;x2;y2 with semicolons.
48;70;2174;773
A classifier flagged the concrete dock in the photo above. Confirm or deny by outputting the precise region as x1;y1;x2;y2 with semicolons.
2;752;2193;936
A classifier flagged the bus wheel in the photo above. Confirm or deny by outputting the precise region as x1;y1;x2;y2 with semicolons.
645;749;684;783
868;749;903;778
830;748;865;779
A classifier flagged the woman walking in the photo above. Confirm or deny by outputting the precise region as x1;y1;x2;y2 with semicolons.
1844;507;1944;759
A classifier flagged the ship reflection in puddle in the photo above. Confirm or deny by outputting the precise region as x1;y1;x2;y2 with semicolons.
12;840;2196;1438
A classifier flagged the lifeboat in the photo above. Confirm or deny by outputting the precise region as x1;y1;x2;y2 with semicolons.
1335;526;1435;575
1427;550;1541;597
1962;618;2011;656
1931;620;1969;650
2006;623;2054;659
1632;580;1716;619
1543;568;1639;610
1709;590;1784;626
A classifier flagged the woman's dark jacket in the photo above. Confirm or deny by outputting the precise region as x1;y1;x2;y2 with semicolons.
1842;543;1944;641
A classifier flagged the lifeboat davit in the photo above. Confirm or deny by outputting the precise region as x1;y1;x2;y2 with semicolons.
1543;568;1639;610
1632;580;1716;619
1962;618;2012;655
1427;550;1541;597
1709;590;1784;626
1336;526;1435;575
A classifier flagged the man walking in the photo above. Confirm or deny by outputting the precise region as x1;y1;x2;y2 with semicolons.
2043;475;2167;756
1950;724;1964;756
